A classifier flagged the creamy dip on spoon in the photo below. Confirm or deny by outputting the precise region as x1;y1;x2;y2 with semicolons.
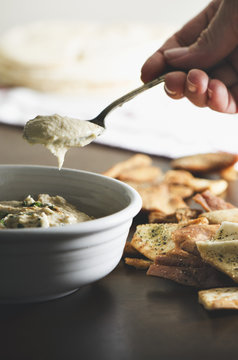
23;114;104;169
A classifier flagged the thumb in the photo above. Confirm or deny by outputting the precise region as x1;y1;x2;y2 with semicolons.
164;0;238;70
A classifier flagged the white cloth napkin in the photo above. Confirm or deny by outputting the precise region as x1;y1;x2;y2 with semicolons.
0;85;237;158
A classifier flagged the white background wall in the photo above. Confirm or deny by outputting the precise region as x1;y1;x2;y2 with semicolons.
1;0;209;34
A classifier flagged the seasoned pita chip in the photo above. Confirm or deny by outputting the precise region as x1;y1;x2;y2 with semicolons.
126;182;187;213
199;208;238;224
164;170;194;186
175;208;203;222
131;223;180;260
147;263;200;287
147;263;231;288
173;224;219;256
181;217;209;226
220;165;238;182
207;179;228;196
193;190;235;212
198;287;238;310
117;165;162;183
148;208;202;224
193;193;211;212
197;222;238;281
164;169;209;192
197;239;238;282
102;154;152;178
171;152;238;174
164;170;228;196
124;257;152;270
186;177;211;192
148;210;178;224
189;178;228;195
213;221;238;241
155;251;204;267
168;184;194;198
123;241;142;258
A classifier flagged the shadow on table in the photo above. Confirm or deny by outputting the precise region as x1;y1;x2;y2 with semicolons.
0;283;116;360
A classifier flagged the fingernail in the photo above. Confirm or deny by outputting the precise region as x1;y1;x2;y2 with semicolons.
164;47;189;60
207;88;213;99
164;84;176;96
187;78;197;93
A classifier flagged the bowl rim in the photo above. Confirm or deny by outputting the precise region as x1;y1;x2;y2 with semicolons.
0;164;142;235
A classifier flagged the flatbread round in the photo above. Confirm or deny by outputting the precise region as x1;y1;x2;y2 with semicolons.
0;21;172;94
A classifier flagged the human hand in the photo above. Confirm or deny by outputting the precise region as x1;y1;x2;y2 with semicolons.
141;0;238;113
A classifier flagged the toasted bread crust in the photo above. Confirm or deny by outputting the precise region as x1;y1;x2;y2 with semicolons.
131;223;179;260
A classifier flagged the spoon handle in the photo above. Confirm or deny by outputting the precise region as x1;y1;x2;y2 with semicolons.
91;75;165;127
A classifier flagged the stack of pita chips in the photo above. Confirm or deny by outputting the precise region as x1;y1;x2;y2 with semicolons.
104;152;238;310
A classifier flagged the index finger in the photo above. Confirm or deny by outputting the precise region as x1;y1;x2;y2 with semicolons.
141;0;222;83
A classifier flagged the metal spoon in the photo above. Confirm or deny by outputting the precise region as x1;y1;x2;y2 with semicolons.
90;75;165;127
23;75;165;169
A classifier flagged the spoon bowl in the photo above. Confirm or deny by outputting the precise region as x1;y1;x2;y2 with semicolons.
23;75;165;168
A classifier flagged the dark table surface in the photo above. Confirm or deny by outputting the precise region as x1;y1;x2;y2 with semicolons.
0;123;238;360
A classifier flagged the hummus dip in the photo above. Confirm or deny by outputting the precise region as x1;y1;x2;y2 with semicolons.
23;114;104;169
0;194;92;229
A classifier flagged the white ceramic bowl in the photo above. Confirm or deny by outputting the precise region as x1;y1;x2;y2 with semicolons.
0;165;142;303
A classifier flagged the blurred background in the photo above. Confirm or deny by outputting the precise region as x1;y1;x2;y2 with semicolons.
1;0;208;33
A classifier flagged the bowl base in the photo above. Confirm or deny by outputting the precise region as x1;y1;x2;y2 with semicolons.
0;288;79;304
